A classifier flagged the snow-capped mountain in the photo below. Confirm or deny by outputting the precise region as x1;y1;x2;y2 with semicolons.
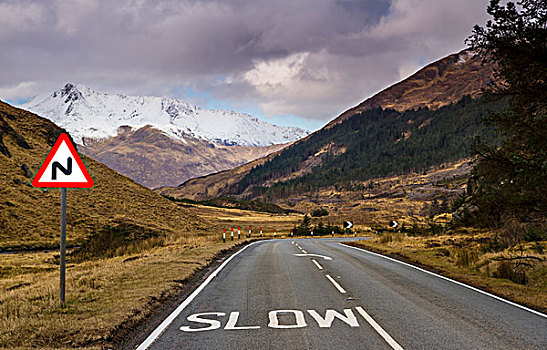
21;83;309;147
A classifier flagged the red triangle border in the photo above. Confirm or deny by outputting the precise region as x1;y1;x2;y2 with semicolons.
32;133;94;188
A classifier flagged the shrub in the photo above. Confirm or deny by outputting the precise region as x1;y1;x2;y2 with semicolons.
378;233;404;244
72;223;164;261
311;208;329;217
454;248;479;268
492;261;526;285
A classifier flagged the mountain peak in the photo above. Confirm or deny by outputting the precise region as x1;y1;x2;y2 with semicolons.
21;85;309;146
51;82;85;105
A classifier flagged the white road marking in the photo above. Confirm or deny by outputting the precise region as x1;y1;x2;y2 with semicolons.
136;241;262;350
268;310;307;328
356;306;404;350
311;259;323;270
301;249;308;254
178;306;406;333
179;312;225;332
224;311;260;330
294;253;333;260
341;243;547;319
307;309;359;328
325;274;346;294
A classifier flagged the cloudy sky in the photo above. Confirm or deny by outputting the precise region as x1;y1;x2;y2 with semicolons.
0;0;490;130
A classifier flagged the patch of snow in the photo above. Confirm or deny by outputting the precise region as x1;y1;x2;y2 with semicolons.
21;83;309;147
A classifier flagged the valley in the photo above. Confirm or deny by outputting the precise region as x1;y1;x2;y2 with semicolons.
1;13;545;348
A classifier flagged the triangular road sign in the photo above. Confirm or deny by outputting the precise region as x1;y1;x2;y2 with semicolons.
32;133;94;188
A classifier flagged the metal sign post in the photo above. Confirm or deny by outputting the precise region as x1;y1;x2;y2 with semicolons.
32;133;94;306
59;187;67;304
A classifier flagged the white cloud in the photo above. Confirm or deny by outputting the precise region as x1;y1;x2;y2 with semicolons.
54;0;98;35
0;1;45;38
0;81;37;101
0;0;491;127
244;52;309;89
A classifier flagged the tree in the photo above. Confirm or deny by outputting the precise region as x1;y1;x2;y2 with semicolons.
465;0;546;225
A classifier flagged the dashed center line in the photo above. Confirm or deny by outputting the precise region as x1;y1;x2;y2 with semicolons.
301;249;307;254
325;274;346;294
311;259;323;270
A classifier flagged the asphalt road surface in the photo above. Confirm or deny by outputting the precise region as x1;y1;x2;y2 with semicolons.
137;238;547;350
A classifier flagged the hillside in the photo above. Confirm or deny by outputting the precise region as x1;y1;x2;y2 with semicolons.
0;101;203;250
159;49;496;201
80;126;287;188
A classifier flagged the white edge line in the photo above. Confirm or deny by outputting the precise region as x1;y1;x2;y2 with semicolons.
311;259;323;270
355;306;404;350
136;241;262;350
325;274;346;294
341;243;547;319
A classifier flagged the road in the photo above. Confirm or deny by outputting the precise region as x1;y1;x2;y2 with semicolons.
137;238;547;350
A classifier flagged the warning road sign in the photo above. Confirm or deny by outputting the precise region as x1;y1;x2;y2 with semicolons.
32;133;94;188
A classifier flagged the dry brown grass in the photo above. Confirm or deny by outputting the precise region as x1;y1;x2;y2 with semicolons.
0;230;248;349
178;202;304;235
348;233;547;312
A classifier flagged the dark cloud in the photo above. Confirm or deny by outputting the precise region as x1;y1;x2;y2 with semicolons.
0;0;489;127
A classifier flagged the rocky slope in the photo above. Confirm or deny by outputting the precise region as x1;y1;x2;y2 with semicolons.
81;125;288;188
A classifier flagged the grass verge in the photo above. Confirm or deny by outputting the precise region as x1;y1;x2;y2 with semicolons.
345;233;547;313
0;230;254;349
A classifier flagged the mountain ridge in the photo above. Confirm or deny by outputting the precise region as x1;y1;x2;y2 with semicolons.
21;83;309;147
326;49;494;129
20;83;307;188
80;125;289;188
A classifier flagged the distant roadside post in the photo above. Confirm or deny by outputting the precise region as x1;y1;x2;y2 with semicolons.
238;226;241;240
344;221;353;235
249;225;252;238
32;133;94;306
